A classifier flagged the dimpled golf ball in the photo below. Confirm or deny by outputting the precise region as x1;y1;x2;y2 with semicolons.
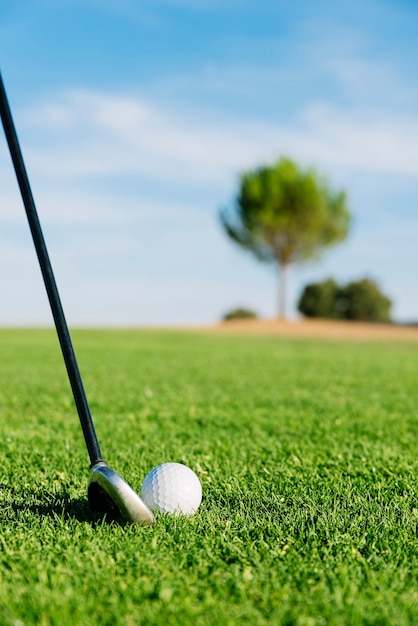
141;462;202;515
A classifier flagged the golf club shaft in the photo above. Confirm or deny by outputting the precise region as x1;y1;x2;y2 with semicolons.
0;71;103;466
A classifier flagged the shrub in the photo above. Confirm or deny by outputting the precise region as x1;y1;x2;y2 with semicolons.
297;279;340;319
222;307;258;321
298;277;392;322
337;278;392;322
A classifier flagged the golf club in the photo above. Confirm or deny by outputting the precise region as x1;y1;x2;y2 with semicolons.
0;70;155;525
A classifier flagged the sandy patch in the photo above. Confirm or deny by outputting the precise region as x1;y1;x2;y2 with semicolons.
199;318;418;341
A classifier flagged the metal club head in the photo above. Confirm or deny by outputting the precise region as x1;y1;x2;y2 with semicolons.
88;462;155;525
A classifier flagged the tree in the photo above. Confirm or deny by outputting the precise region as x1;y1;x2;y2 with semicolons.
298;277;392;322
220;157;351;318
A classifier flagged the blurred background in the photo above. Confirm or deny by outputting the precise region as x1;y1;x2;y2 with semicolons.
1;0;417;326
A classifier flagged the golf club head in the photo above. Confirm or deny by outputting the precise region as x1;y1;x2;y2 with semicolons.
88;462;155;525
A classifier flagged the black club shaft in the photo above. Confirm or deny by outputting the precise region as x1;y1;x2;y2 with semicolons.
0;70;103;466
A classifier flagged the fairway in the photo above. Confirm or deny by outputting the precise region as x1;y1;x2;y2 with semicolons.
0;329;417;625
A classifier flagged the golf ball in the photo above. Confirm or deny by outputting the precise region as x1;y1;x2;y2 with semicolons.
141;462;202;515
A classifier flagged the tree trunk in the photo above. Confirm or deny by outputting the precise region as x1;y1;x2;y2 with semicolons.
278;262;287;319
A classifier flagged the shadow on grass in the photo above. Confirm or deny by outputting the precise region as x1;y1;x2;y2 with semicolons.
0;484;126;526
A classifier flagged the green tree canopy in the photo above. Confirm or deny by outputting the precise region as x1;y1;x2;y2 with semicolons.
220;157;351;318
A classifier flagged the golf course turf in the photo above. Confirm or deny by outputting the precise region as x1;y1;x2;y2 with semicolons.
0;328;417;625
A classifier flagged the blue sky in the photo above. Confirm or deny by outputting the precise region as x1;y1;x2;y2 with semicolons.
1;0;417;325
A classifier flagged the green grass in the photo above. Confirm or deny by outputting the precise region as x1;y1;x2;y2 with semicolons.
0;328;417;626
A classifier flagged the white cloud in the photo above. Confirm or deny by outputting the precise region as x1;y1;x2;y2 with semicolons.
298;102;418;176
17;86;418;192
21;89;252;184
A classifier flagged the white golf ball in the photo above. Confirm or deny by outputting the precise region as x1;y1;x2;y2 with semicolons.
141;462;202;516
